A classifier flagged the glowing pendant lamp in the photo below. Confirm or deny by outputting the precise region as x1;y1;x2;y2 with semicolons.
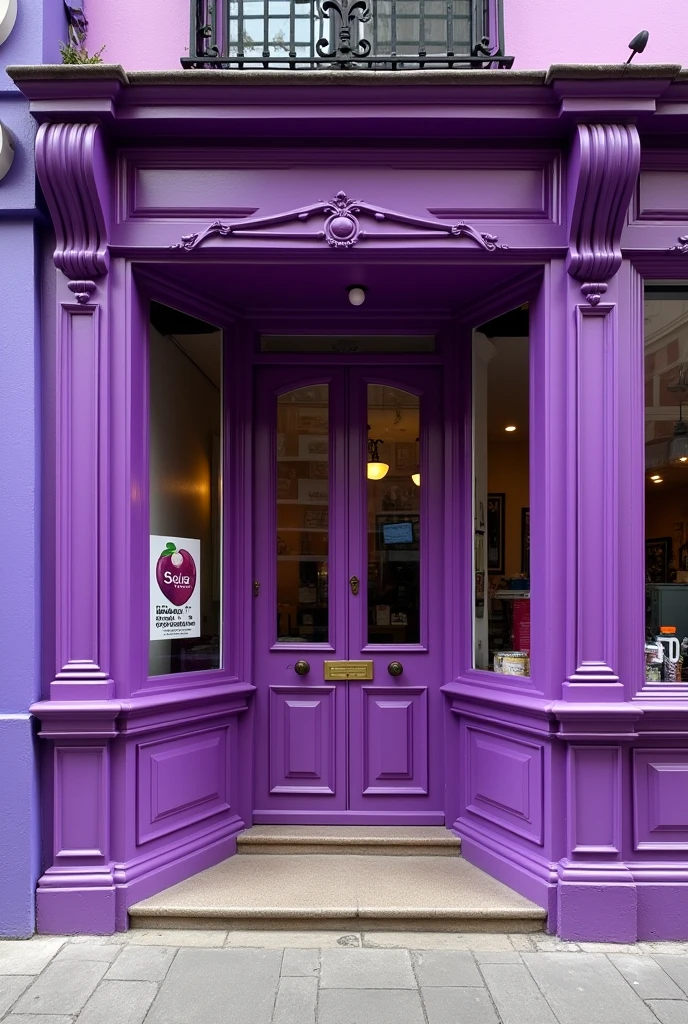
367;427;389;480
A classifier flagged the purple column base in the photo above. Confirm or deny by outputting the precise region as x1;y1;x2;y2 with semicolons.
637;884;688;941
557;883;637;943
37;886;116;935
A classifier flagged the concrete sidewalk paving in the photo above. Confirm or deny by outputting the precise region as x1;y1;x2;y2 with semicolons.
1;931;687;1024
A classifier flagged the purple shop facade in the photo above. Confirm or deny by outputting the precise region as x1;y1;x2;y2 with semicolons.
9;62;688;941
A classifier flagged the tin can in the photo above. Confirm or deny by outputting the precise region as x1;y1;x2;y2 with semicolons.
499;651;530;677
645;642;663;682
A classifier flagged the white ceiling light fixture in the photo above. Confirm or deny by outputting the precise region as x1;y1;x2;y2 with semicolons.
505;425;517;433
348;286;366;307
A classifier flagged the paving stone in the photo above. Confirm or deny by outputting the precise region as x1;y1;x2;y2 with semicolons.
362;933;468;950
54;941;122;963
224;931;360;949
422;986;501;1024
473;950;523;964
608;954;685;1000
508;935;536;951
145;948;281;1024
522;952;657;1024
651;956;688;997
0;976;34;1016
646;1000;688;1024
127;928;227;947
272;977;317;1024
12;959;109;1015
280;949;320;977
640;943;688;956
0;939;66;976
480;963;558;1024
79;980;159;1024
318;988;425;1024
3;1016;75;1024
412;950;483;987
531;937;580;952
105;945;176;981
455;934;514;952
320;948;416;989
578;943;644;954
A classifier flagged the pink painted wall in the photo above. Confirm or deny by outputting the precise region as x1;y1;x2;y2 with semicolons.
504;0;682;70
86;0;685;72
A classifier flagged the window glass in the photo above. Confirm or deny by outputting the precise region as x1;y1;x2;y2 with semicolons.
148;302;222;676
644;287;688;682
473;306;530;677
276;386;330;643
366;386;421;645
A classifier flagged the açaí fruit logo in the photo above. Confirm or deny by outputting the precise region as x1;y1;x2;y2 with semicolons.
155;541;197;606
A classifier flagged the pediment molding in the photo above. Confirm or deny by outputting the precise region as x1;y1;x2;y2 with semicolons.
170;191;507;253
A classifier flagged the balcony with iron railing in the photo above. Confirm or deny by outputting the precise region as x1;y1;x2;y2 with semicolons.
183;0;513;70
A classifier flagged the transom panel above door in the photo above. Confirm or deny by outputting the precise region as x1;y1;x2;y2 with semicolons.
252;363;444;823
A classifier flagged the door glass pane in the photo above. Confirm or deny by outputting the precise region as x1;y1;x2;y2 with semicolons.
276;385;329;643
367;385;420;644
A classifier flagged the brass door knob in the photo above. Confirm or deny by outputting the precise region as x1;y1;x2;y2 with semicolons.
388;661;403;677
294;660;310;676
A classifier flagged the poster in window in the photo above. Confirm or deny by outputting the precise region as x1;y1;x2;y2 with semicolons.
150;536;201;641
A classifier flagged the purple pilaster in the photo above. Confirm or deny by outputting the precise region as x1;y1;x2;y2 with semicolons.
555;123;644;941
32;120;118;932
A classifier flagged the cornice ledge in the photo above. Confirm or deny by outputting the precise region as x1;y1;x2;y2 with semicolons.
126;68;548;88
551;701;643;740
6;63;128;85
440;679;554;719
546;63;682;85
29;698;121;738
118;680;256;721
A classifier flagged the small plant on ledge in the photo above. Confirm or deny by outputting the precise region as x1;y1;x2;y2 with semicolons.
60;0;104;64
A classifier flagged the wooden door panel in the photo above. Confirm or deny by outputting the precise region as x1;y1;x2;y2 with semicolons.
268;685;338;795
352;684;429;798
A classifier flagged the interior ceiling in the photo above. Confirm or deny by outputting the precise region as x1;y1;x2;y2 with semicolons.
157;260;530;325
154;262;531;438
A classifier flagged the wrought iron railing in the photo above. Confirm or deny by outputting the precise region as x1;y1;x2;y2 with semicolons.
183;0;513;70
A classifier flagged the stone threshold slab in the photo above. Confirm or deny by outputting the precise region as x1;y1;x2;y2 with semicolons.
237;825;461;856
129;854;545;934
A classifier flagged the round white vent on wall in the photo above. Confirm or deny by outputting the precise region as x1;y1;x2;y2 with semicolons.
0;0;18;45
0;122;15;181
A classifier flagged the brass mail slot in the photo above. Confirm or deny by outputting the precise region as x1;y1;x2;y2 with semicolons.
324;660;374;681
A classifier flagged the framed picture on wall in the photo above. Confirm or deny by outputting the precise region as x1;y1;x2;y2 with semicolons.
521;507;530;575
646;537;672;584
487;493;505;575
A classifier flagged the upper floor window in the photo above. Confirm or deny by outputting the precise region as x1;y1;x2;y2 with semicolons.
185;0;511;70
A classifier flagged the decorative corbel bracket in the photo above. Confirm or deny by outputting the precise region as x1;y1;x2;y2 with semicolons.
566;124;640;305
36;122;110;295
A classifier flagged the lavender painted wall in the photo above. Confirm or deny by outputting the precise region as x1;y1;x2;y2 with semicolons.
85;0;688;71
0;0;66;938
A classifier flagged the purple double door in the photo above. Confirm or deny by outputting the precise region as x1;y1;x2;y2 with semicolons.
252;362;445;824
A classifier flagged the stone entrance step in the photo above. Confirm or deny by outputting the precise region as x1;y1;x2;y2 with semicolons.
237;825;461;857
128;853;546;933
